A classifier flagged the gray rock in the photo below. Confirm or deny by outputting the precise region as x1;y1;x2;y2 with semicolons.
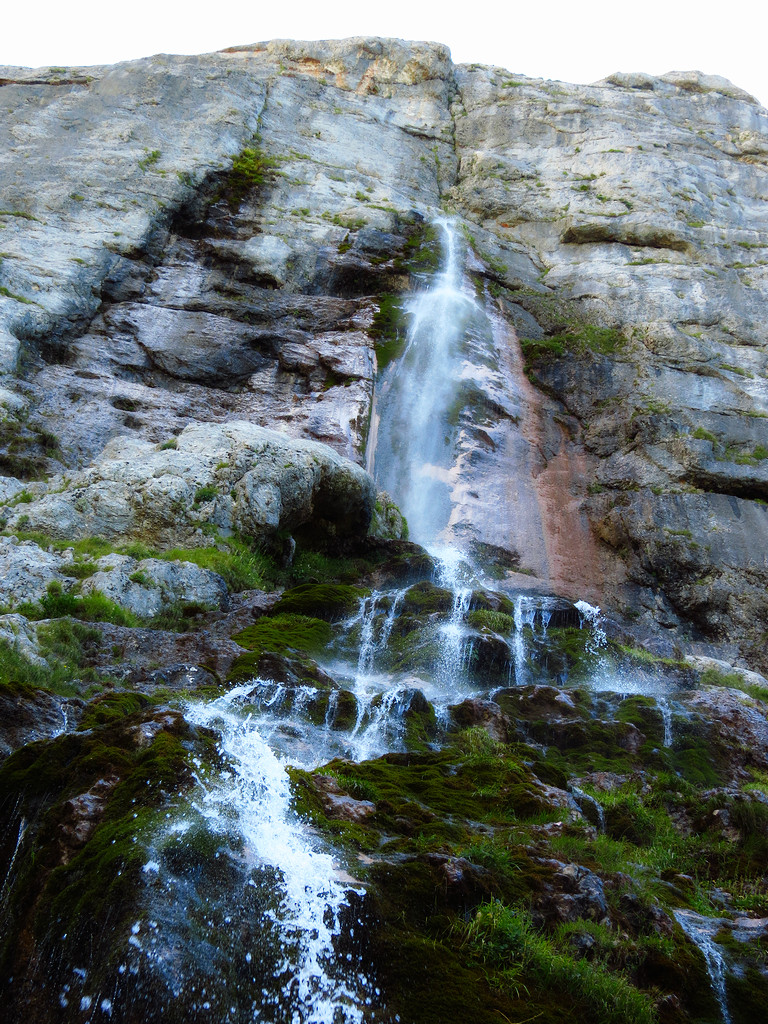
6;420;376;548
81;556;229;617
683;686;768;764
0;612;44;665
685;655;768;691
0;535;76;607
0;685;84;760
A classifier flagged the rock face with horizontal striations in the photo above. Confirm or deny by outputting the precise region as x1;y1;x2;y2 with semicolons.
0;38;767;667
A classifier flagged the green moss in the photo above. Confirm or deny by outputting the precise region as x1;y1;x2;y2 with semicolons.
78;691;154;729
0;208;40;221
233;613;332;657
615;694;665;746
228;613;335;681
520;336;566;363
400;581;454;615
728;967;768;1022
271;583;366;620
371;293;410;370
466;609;516;633
394;223;441;274
670;735;724;787
520;315;625;374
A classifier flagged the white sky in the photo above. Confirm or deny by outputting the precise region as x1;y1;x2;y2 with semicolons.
3;0;767;109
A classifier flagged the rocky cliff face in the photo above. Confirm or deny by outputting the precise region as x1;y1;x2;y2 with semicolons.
1;38;767;668
3;38;768;1024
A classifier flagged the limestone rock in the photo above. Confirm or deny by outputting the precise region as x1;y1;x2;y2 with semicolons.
0;612;44;665
0;535;77;607
448;697;511;742
684;654;768;691
683;686;768;769
532;858;610;926
311;774;376;822
5;420;376;548
81;556;229;617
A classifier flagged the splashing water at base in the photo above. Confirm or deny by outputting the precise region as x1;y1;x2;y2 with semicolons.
133;687;376;1024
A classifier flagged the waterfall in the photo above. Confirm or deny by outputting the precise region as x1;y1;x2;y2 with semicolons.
8;217;683;1024
141;687;375;1024
512;596;537;686
658;697;673;748
369;219;483;549
575;600;607;651
674;910;732;1024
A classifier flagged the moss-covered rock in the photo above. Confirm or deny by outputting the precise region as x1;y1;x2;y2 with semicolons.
0;703;217;1021
270;583;367;620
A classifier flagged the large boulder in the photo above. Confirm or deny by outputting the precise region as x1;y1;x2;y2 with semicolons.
5;421;376;549
0;536;77;606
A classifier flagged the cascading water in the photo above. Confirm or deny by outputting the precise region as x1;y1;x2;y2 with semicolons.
674;911;733;1024
658;697;674;748
21;218;687;1024
370;219;483;549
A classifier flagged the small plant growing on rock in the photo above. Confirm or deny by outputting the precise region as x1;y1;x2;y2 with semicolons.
692;427;717;443
193;485;218;505
225;146;280;207
138;149;161;171
129;570;154;587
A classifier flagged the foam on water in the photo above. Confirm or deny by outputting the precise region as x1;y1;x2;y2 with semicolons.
180;687;373;1023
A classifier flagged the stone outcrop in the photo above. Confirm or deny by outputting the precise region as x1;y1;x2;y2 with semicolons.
80;555;229;617
3;419;375;548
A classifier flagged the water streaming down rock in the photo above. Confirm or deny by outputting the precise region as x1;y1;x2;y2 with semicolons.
674;910;733;1024
120;687;377;1024
370;219;483;549
658;698;674;748
51;219;686;1023
512;596;537;686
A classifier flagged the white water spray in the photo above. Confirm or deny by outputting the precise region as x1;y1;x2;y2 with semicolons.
179;687;374;1024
